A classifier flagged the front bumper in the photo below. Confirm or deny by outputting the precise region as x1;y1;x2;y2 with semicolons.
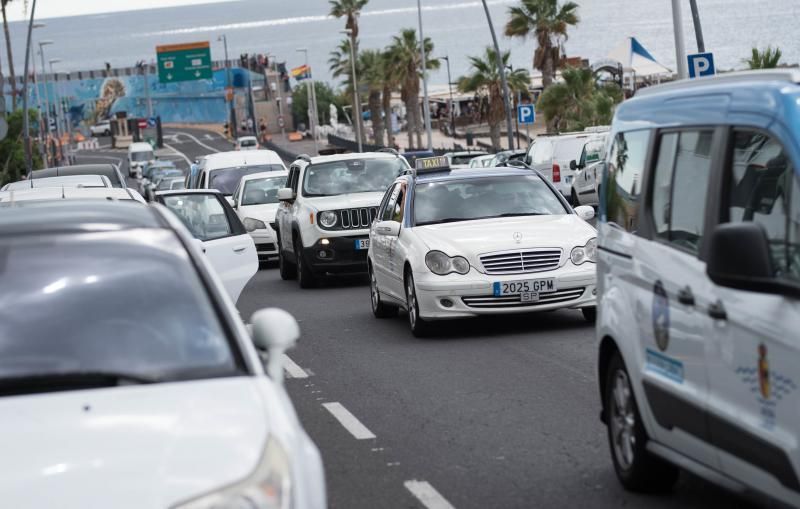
249;229;278;261
301;234;370;275
414;265;596;320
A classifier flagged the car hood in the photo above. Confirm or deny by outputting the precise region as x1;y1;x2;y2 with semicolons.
412;215;596;271
0;377;269;509
304;191;384;211
239;203;280;222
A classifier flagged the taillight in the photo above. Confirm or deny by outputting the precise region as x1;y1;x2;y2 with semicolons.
552;163;561;183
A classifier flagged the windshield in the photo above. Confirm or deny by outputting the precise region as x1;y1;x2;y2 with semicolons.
414;175;568;226
240;138;257;147
554;138;590;160
131;150;154;162
302;158;406;197
242;175;287;205
0;230;242;389
209;164;285;195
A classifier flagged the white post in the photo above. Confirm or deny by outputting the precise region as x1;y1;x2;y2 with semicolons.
671;0;688;79
417;0;433;151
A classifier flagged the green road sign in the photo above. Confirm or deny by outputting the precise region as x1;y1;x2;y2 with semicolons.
156;41;212;84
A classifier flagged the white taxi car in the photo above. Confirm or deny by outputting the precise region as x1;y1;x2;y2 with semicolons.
232;170;289;264
367;156;598;336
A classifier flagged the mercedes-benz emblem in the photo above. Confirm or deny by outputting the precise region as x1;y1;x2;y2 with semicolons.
513;232;522;243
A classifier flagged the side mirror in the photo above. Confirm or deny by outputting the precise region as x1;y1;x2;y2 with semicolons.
375;220;401;236
277;188;294;202
574;205;595;221
250;308;300;383
569;159;578;171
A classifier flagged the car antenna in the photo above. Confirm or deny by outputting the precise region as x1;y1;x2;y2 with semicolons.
61;186;65;199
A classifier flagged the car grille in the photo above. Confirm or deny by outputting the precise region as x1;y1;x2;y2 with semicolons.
479;249;562;275
462;287;585;308
337;207;378;229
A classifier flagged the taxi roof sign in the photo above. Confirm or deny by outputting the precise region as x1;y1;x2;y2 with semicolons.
414;155;450;172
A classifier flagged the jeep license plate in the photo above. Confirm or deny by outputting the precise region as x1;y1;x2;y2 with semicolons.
493;278;556;296
354;239;370;250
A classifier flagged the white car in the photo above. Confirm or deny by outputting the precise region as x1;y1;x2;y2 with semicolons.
524;130;608;199
443;150;489;169
232;170;289;264
236;135;260;151
275;151;410;288
192;150;286;198
127;142;155;178
89;119;111;136
1;174;111;191
367;157;598;336
0;186;146;204
569;137;607;207
0;199;325;509
156;189;258;303
468;154;495;168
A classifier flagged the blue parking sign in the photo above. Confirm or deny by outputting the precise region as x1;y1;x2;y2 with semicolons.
517;104;535;125
687;52;715;78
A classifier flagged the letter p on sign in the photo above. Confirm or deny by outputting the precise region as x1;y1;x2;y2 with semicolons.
517;104;535;125
688;52;716;79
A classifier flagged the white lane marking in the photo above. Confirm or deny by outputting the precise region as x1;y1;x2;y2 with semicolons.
404;480;456;509
175;131;221;153
163;142;193;165
204;133;215;140
282;354;308;378
322;402;376;440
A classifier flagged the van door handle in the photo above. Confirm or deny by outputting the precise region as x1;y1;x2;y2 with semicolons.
677;286;695;306
233;245;248;253
708;301;727;320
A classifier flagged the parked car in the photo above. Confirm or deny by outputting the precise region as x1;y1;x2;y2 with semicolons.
89;119;111;136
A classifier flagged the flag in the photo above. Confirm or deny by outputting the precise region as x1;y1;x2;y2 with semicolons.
290;64;311;81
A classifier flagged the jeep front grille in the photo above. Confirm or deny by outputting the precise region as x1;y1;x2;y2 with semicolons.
338;207;378;229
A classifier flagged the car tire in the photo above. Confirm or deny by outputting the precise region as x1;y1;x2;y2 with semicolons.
370;265;398;318
582;306;597;323
295;236;317;289
278;238;296;280
571;189;580;207
605;353;680;493
405;271;431;337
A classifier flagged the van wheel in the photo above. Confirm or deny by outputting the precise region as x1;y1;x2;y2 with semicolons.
370;265;398;318
405;271;431;337
295;237;317;289
605;353;679;493
278;238;296;280
582;306;597;323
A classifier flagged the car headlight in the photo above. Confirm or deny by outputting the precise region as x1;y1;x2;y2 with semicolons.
243;217;267;232
174;436;292;509
319;211;337;228
425;250;470;275
571;237;597;265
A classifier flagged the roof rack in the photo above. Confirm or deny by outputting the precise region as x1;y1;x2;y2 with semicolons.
635;69;800;97
296;154;312;163
377;147;399;156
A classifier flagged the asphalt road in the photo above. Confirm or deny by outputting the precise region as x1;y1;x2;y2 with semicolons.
73;127;772;509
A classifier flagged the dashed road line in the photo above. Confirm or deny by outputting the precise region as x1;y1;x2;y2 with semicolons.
322;402;376;440
175;131;222;153
282;354;309;378
404;480;456;509
163;142;193;165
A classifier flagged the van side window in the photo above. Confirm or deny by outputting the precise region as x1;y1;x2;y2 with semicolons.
289;166;301;193
725;129;799;282
604;130;649;232
648;130;714;255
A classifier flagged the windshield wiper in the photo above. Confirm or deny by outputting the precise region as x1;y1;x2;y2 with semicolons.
0;371;159;397
490;212;548;218
416;217;472;226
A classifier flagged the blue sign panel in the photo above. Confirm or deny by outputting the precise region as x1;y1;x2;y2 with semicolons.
687;52;716;78
517;104;535;125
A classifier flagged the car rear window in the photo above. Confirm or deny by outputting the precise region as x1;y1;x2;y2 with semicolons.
209;164;285;195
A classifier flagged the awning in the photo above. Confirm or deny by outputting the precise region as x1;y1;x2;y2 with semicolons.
606;37;671;76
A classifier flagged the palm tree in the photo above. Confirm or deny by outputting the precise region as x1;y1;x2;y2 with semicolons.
1;0;17;109
359;49;385;146
457;47;530;151
744;46;783;69
329;0;369;143
381;50;400;148
537;66;622;132
504;0;579;89
385;28;439;150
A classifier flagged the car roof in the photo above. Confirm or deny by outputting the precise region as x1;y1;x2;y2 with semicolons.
305;151;401;165
445;151;489;156
30;164;124;186
3;175;109;190
156;188;223;197
0;187;144;203
238;136;258;141
240;169;289;182
128;142;154;151
413;167;535;183
202;149;284;169
0;199;161;235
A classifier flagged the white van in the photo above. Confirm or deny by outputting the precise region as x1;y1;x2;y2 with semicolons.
193;150;286;197
127;142;155;178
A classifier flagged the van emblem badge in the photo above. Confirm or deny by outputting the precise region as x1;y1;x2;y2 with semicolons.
513;232;522;244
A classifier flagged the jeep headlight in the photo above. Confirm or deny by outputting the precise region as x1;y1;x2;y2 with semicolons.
570;238;597;265
425;250;470;275
319;211;337;228
174;436;292;509
243;217;267;232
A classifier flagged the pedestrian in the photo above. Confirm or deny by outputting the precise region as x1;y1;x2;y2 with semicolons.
246;117;254;133
240;119;247;133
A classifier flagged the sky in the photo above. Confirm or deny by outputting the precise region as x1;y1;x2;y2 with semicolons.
6;0;236;22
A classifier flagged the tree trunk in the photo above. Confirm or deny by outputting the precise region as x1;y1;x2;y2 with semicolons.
350;33;365;144
368;89;383;146
2;5;16;110
382;84;394;147
488;121;501;152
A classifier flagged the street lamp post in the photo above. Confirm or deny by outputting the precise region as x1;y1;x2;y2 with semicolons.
296;48;319;155
671;0;688;79
22;0;39;176
38;40;53;159
480;0;515;150
416;0;433;151
49;59;63;147
218;34;236;138
30;23;47;168
137;60;154;119
266;53;286;140
440;55;456;147
341;29;362;153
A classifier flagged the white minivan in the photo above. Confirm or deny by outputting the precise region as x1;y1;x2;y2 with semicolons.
127;142;155;178
193;150;286;198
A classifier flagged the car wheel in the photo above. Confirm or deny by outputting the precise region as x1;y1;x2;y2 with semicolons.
606;353;679;493
295;236;317;289
405;271;431;337
571;189;579;207
278;238;296;280
582;306;597;323
370;265;398;318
